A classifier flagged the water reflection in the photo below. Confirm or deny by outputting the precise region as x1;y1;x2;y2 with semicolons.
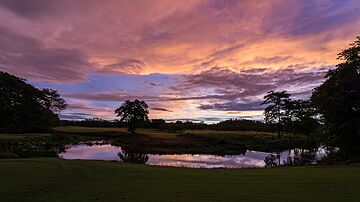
58;142;330;169
265;148;330;167
118;150;149;164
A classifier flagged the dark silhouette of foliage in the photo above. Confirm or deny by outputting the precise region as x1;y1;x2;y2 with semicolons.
115;100;149;133
150;119;166;128
41;88;67;113
61;118;127;128
41;88;67;128
0;71;67;133
261;91;291;138
118;149;149;164
311;36;360;157
212;119;269;131
286;100;319;137
264;154;280;167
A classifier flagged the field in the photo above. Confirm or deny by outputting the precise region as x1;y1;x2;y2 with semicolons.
184;130;277;136
0;158;359;202
0;133;51;140
54;126;178;138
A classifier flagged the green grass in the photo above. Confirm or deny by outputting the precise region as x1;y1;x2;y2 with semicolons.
0;133;51;140
185;130;275;135
54;126;288;139
0;158;359;201
54;126;289;139
54;126;177;138
54;126;128;133
184;129;295;138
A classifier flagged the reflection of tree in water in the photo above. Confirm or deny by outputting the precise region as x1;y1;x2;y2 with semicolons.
265;148;320;167
264;154;280;168
287;148;317;165
118;149;149;164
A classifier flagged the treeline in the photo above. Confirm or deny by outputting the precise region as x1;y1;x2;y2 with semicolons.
261;92;319;138
259;36;360;159
0;71;67;133
61;118;271;132
61;118;125;128
150;119;270;132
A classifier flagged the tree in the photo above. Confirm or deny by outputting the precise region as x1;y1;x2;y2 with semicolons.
150;119;166;129
115;100;149;133
287;100;319;137
261;90;291;138
311;36;360;157
41;88;67;113
0;71;67;132
40;88;68;128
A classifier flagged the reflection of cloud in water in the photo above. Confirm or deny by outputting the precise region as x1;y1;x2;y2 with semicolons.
59;144;121;161
59;143;329;169
147;151;268;168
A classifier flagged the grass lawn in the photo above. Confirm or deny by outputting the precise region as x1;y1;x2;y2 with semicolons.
0;133;51;140
184;130;277;136
54;126;178;138
54;126;129;133
0;158;359;202
54;126;290;140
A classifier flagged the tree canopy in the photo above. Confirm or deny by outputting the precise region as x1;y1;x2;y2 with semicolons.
311;36;360;156
115;99;149;133
261;90;291;137
0;71;67;133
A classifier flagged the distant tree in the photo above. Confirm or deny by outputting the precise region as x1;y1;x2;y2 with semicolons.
150;119;166;129
115;100;149;133
311;36;360;157
261;91;291;138
212;119;269;131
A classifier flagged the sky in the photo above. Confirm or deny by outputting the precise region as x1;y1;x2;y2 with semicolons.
0;0;359;122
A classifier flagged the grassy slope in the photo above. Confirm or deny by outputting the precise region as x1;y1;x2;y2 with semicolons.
0;158;359;202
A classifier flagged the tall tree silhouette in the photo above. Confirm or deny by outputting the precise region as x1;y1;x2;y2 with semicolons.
41;88;67;129
311;36;360;156
286;100;319;137
0;71;67;132
115;99;149;133
261;91;291;138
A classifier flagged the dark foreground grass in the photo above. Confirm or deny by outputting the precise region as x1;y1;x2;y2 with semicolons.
0;158;359;202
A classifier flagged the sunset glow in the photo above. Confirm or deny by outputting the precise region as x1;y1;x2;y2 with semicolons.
1;0;359;122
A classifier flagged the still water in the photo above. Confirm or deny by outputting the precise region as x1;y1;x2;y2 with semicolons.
59;142;329;169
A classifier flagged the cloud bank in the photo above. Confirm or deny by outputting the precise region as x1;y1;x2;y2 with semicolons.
0;0;359;121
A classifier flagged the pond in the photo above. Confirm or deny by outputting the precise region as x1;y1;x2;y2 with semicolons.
59;142;330;169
